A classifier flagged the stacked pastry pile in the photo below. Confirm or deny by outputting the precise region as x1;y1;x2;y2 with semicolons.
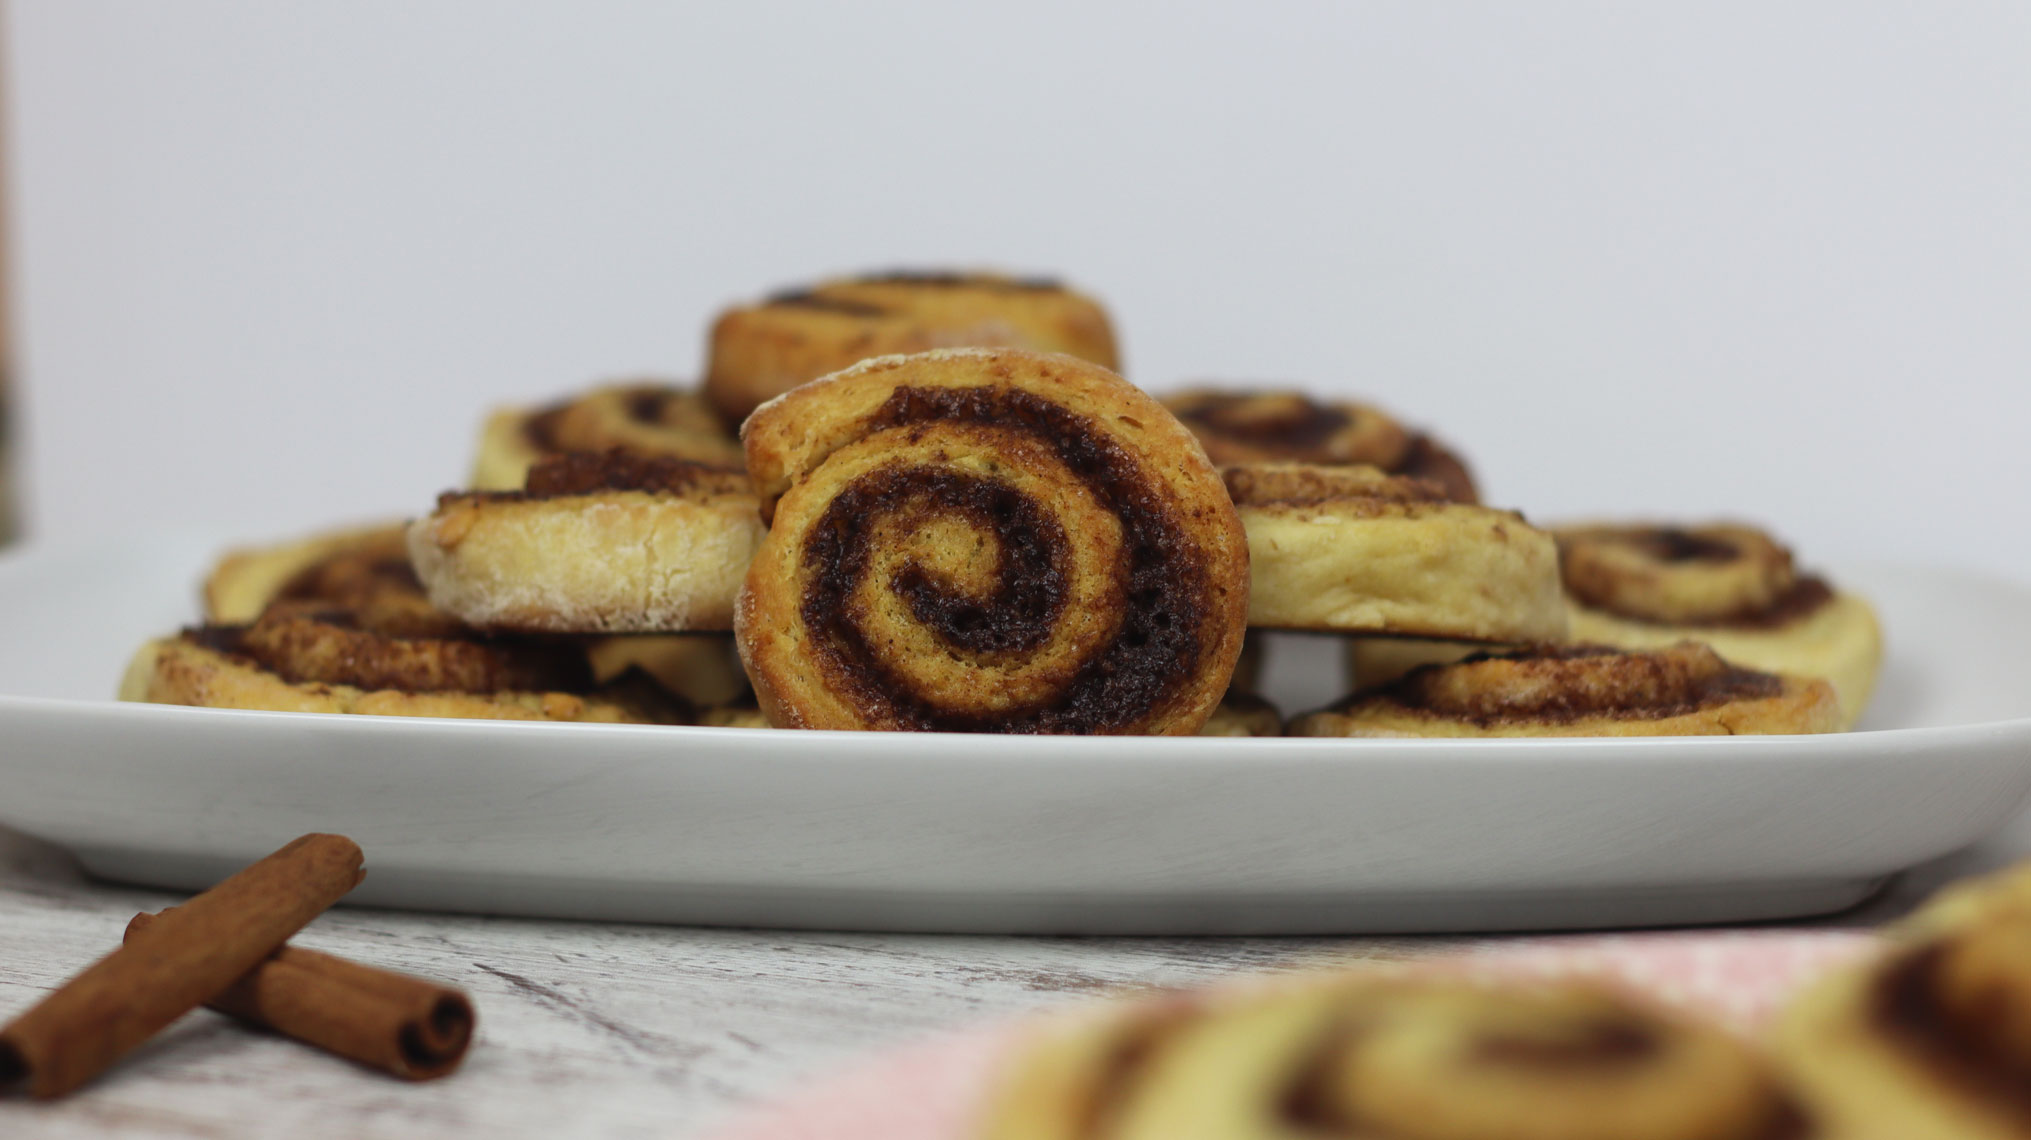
121;269;1882;737
972;859;2031;1140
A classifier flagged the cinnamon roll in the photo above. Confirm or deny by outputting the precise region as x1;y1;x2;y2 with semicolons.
704;271;1120;424
1555;523;1883;730
470;382;743;491
1226;464;1565;642
737;347;1249;733
978;974;1809;1140
1161;388;1480;502
1777;862;2031;1140
202;521;410;624
410;449;767;633
583;632;750;708
1291;643;1841;737
126;543;687;724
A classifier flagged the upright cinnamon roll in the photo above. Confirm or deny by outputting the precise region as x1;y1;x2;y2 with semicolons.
1291;642;1841;737
1554;523;1883;730
979;973;1809;1140
410;449;767;633
705;271;1119;424
470;381;743;491
1777;862;2031;1140
127;537;688;723
1226;464;1565;642
1161;388;1480;502
737;347;1249;733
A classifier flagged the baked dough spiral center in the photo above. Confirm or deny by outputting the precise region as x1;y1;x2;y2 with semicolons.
792;384;1210;732
1284;987;1800;1140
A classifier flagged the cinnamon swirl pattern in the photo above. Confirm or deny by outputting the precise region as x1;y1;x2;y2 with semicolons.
1161;388;1480;502
705;271;1120;423
411;450;766;633
125;535;688;723
202;521;411;624
1291;643;1841;737
979;974;1809;1140
1777;862;2031;1140
470;382;743;491
1226;464;1565;641
1555;523;1883;730
737;348;1249;733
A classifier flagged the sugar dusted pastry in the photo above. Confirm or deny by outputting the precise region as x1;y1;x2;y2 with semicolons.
737;347;1248;733
1226;463;1565;641
1777;861;2031;1139
469;381;743;491
410;450;766;634
979;972;1809;1140
1554;523;1883;731
1292;642;1841;738
705;271;1119;423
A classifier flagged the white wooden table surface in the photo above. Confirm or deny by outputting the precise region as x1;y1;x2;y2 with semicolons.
4;812;2029;1140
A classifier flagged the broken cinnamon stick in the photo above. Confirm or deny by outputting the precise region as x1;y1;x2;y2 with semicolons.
123;911;473;1080
0;833;364;1098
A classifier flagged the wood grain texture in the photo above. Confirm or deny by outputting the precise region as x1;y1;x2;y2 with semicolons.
2;816;2027;1138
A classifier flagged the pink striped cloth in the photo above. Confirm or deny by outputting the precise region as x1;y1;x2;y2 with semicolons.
711;929;1872;1140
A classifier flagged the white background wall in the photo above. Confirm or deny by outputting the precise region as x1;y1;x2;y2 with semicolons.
7;3;2028;582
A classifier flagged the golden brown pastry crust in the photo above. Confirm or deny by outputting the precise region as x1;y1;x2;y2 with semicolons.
978;973;1807;1140
584;633;750;707
1555;523;1884;730
1292;642;1841;738
411;450;767;633
737;347;1248;734
1226;464;1565;641
470;382;744;491
705;271;1119;424
1776;864;2031;1140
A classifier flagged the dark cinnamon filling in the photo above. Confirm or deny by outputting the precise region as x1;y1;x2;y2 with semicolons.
522;404;569;452
762;290;890;317
1395;434;1480;503
180;613;591;694
625;388;673;426
1876;942;2031;1125
1379;644;1785;725
1635;528;1741;564
1179;396;1351;452
853;270;1062;291
454;449;753;504
1579;576;1836;631
798;384;1210;733
1281;1017;1811;1138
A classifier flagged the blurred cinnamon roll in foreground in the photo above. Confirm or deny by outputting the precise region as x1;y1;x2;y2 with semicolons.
706;271;1119;424
1778;862;2031;1140
737;347;1248;733
979;972;1809;1140
470;381;744;491
1294;642;1841;738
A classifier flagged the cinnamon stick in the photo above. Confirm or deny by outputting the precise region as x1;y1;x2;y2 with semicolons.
123;911;474;1080
0;833;364;1098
